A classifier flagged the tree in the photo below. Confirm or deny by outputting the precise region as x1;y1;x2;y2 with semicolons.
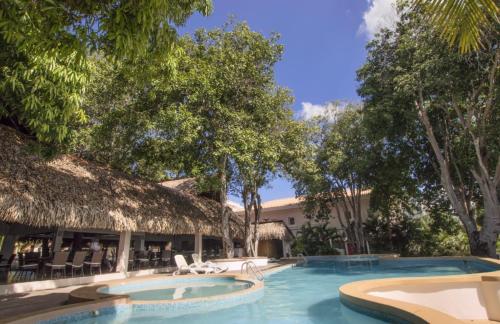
230;92;304;256
292;104;373;254
77;22;288;258
0;0;211;142
358;8;499;256
412;0;499;53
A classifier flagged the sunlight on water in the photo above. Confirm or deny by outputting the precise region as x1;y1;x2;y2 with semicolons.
76;259;498;324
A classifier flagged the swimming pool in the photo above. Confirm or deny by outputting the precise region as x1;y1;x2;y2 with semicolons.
44;258;500;324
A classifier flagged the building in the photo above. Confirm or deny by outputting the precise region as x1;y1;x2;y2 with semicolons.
232;191;371;240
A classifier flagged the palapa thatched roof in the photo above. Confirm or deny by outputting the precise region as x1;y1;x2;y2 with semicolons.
159;178;198;196
0;125;243;237
257;221;294;241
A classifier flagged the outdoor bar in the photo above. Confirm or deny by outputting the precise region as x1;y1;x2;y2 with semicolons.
0;125;243;288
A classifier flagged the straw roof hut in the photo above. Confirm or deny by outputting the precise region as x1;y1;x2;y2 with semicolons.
159;180;294;241
257;221;294;241
0;125;243;237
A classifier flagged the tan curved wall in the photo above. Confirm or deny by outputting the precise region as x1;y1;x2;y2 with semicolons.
238;195;371;236
339;257;500;323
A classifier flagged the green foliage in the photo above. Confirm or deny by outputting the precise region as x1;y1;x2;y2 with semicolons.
366;208;470;257
0;0;211;143
292;222;341;256
404;214;470;257
290;103;374;252
357;5;499;255
75;21;297;256
76;22;294;185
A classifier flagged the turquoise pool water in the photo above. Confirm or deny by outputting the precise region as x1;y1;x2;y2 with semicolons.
66;258;500;324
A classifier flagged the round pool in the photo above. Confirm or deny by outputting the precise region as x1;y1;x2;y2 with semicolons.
98;277;253;301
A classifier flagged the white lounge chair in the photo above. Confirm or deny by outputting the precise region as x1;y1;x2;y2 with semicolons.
173;255;213;275
191;253;228;274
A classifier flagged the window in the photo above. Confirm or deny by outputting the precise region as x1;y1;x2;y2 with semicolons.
288;217;295;225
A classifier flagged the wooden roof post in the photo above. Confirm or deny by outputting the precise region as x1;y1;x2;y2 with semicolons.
194;230;203;256
53;228;64;252
116;231;131;273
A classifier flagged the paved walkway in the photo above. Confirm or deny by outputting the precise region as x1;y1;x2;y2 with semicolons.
0;285;85;319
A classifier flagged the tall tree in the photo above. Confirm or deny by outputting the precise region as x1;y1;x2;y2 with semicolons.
292;104;373;253
0;0;211;142
358;8;499;256
78;22;287;258
230;90;304;256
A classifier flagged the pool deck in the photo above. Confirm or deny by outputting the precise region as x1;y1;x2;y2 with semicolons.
0;260;297;322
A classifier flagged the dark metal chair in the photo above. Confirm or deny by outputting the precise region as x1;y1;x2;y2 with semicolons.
15;252;40;281
136;250;150;269
149;251;160;268
127;250;136;271
0;254;16;281
161;250;172;267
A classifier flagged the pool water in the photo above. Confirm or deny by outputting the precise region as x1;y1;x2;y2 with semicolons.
75;259;499;324
127;281;251;301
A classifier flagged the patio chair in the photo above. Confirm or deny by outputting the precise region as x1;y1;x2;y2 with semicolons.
192;253;228;274
66;251;87;277
173;254;213;275
135;250;149;269
161;250;172;267
14;252;40;281
0;254;15;283
84;251;103;275
149;251;160;268
0;254;15;275
44;251;70;279
128;250;136;271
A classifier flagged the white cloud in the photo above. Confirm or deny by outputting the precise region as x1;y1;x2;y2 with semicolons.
359;0;399;39
226;200;243;212
298;102;339;122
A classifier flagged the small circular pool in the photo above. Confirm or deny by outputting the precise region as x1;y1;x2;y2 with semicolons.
98;277;253;301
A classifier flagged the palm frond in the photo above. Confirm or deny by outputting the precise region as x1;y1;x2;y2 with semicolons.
413;0;499;53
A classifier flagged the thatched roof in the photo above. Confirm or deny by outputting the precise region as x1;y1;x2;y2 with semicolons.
0;126;243;237
257;221;294;241
159;178;198;196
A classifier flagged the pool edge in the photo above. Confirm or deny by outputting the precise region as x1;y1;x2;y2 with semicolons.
339;256;500;324
2;273;264;324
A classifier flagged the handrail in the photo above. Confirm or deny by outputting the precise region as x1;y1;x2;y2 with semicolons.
240;261;264;281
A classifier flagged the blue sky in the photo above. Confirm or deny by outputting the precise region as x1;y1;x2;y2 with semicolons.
180;0;397;203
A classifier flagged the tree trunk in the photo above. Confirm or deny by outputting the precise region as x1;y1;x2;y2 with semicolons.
251;192;262;257
472;167;500;257
242;187;255;257
219;156;233;258
415;97;497;256
342;195;364;254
